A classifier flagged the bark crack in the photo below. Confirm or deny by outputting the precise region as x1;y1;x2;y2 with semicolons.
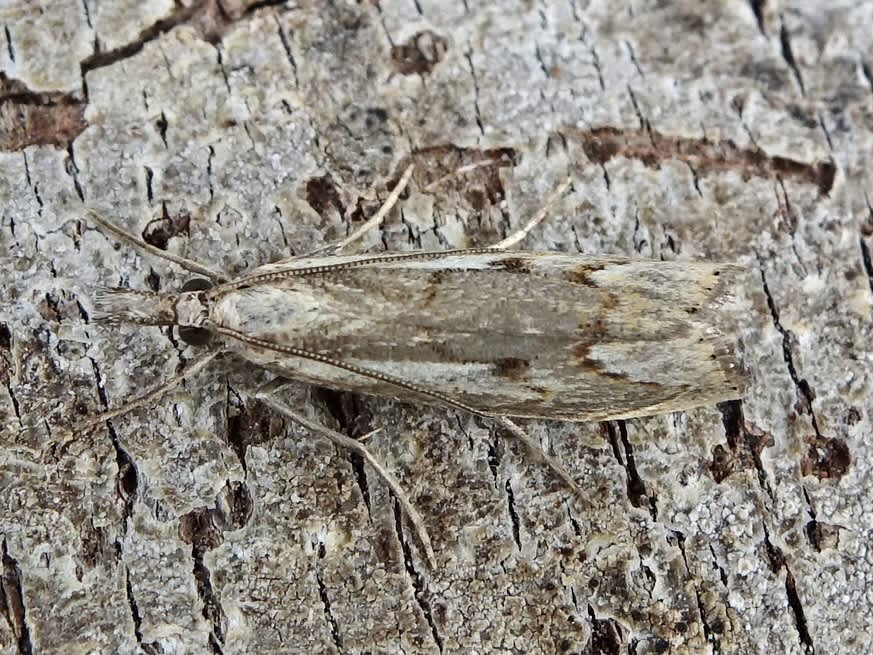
686;161;703;197
859;199;873;297
589;45;605;91
123;553;161;655
206;144;215;200
860;237;873;298
315;543;344;653
464;51;485;137
861;59;873;97
674;532;722;653
315;389;374;514
778;16;805;96
23;152;44;217
763;528;815;653
504;479;522;551
80;0;291;86
392;499;443;653
81;0;93;28
0;539;33;655
4;25;14;62
87;356;139;527
214;45;231;94
156;112;169;148
757;261;821;437
749;0;767;36
715;400;774;496
193;545;227;654
626;86;649;134
0;328;24;427
605;421;657;521
65;143;85;202
487;432;501;482
817;113;833;151
81;3;201;76
534;43;550;79
624;41;645;78
144;166;154;204
694;587;720;654
274;16;299;88
709;545;729;587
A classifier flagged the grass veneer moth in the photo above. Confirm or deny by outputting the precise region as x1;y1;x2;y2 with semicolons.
54;169;747;564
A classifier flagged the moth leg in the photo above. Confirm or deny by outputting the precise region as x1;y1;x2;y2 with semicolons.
48;350;222;442
488;176;573;251
255;384;437;567
217;325;584;503
83;209;226;282
495;417;586;499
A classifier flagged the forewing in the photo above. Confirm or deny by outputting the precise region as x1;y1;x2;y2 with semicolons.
211;252;746;421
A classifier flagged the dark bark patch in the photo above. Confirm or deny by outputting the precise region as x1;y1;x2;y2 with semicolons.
409;144;518;206
390;30;448;75
804;519;841;552
567;125;835;196
711;400;774;484
0;73;86;151
179;508;224;551
226;396;286;471
141;211;191;250
801;435;851;480
0;322;10;350
305;173;344;216
586;605;624;654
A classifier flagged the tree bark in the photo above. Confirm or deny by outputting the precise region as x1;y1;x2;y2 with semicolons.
0;1;869;653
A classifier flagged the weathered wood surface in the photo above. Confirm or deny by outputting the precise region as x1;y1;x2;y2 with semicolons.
0;1;869;653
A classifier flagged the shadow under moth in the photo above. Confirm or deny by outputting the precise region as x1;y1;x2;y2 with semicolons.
44;172;748;564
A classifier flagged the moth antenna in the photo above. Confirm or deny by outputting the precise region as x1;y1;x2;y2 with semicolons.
83;210;227;282
91;288;176;325
422;157;503;191
491;176;573;250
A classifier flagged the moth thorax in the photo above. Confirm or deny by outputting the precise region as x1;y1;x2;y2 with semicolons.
176;278;213;346
174;291;209;328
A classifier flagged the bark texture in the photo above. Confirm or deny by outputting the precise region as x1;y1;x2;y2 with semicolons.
0;1;870;654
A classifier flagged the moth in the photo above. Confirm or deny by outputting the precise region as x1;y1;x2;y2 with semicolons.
60;172;747;564
93;249;745;422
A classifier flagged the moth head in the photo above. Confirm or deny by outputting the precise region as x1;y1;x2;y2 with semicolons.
92;278;214;347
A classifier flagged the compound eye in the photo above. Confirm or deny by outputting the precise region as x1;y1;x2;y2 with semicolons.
181;278;213;292
179;325;212;346
178;278;214;346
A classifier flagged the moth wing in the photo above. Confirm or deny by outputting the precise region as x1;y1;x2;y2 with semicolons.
213;252;746;421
